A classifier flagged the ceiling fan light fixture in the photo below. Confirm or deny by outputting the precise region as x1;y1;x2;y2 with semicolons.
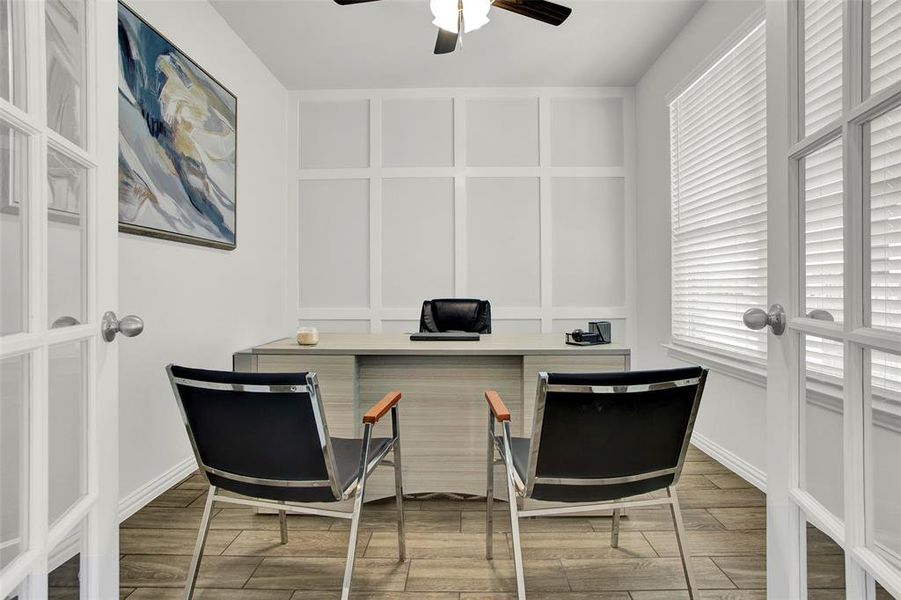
430;0;491;34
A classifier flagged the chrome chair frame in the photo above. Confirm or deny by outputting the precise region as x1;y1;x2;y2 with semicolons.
167;368;406;600
486;371;707;600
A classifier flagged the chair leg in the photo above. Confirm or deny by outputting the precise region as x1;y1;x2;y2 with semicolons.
668;486;699;600
392;436;406;561
183;485;216;600
342;424;373;600
486;412;495;560
502;427;526;600
278;501;288;545
611;508;621;548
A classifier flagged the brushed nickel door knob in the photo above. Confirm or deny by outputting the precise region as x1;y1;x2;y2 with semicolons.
101;311;144;342
742;304;786;335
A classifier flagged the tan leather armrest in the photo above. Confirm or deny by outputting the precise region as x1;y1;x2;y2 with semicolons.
485;390;511;422
363;391;402;424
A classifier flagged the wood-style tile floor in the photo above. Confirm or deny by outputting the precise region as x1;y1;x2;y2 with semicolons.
111;446;840;599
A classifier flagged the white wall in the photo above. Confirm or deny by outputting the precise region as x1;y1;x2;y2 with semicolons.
117;0;290;513
635;0;768;484
288;89;636;342
636;1;901;558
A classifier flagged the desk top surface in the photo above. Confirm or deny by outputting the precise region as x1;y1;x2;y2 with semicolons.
243;333;631;357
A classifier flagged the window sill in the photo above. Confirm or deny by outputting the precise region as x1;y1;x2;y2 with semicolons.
663;342;766;388
664;342;901;433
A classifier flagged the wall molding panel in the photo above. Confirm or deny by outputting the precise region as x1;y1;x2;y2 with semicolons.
288;88;637;341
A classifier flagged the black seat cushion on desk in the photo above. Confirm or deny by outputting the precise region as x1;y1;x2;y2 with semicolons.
419;299;491;334
209;436;391;503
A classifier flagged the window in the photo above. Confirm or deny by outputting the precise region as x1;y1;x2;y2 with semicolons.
669;21;767;361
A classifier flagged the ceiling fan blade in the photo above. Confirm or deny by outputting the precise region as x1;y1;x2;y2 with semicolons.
333;0;382;5
434;28;459;54
492;0;572;26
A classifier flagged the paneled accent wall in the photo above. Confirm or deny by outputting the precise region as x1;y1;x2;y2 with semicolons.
287;89;636;340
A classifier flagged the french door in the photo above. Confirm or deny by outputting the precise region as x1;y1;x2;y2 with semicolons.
766;0;901;597
0;0;119;598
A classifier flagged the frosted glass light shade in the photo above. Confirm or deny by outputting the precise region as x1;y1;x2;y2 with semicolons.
430;0;491;34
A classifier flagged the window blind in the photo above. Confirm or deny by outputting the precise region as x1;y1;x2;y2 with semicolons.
870;104;901;395
803;138;844;328
871;0;901;97
800;0;901;393
801;0;846;383
669;22;767;361
804;0;843;136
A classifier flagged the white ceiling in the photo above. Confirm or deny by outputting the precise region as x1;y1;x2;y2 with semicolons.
210;0;704;89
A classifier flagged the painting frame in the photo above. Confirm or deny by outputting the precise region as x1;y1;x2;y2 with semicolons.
117;1;238;251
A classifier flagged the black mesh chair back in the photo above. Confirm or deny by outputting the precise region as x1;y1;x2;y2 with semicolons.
485;365;709;599
419;298;492;333
167;364;340;502
526;366;706;502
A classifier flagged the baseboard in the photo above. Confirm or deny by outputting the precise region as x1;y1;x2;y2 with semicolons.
691;431;768;493
118;456;197;522
48;528;81;572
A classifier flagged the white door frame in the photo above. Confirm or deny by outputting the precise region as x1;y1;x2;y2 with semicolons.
0;0;119;598
766;0;901;598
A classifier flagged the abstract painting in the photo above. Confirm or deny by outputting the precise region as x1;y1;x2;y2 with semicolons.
117;2;236;249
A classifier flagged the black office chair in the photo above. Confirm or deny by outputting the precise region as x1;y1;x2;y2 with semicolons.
166;365;406;600
419;298;492;333
485;366;708;600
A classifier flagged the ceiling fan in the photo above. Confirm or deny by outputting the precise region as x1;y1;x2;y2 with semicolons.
333;0;573;54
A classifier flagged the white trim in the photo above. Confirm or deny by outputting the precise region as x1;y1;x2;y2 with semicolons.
0;537;21;554
297;306;631;321
666;341;901;433
47;528;81;574
804;381;901;435
874;540;901;573
117;456;197;523
690;431;767;493
292;87;636;342
295;87;633;101
663;342;767;388
852;546;901;600
665;6;767;104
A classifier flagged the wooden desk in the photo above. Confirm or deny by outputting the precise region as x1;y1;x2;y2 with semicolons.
234;333;631;498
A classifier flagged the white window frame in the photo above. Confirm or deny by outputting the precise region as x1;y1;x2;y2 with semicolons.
665;10;769;380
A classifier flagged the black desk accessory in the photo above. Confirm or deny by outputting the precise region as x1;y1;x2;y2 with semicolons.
565;321;612;346
410;332;481;341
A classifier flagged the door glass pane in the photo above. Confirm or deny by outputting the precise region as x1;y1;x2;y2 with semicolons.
0;353;28;570
45;0;86;147
871;0;901;97
47;148;86;328
804;138;844;323
874;579;894;599
0;120;27;335
867;349;901;571
0;0;26;109
802;335;844;519
48;340;86;525
804;0;843;136
4;586;24;600
806;520;846;595
49;537;82;599
870;105;901;332
0;1;7;102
